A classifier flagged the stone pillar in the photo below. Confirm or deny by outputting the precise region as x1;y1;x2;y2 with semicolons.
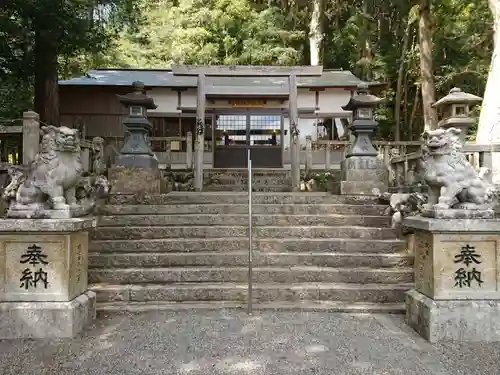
405;217;500;342
164;139;172;169
194;74;206;191
22;111;40;165
186;131;193;169
80;148;90;173
305;135;313;172
0;218;97;338
289;73;300;191
108;81;164;194
325;144;331;170
340;84;387;196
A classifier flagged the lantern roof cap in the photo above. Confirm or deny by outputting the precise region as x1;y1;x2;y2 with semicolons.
341;83;383;111
117;81;157;109
432;87;482;108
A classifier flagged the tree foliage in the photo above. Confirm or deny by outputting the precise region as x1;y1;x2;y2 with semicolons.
113;0;304;66
0;0;145;123
0;0;495;140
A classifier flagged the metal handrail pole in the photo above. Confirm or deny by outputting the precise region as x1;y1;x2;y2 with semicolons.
247;149;253;315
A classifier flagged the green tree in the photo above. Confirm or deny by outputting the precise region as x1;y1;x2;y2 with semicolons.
113;0;304;66
0;0;144;124
2;0;495;142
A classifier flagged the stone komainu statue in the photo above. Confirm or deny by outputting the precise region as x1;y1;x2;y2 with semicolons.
420;127;498;212
2;125;109;218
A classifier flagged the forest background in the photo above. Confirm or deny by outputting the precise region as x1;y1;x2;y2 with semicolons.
0;0;496;141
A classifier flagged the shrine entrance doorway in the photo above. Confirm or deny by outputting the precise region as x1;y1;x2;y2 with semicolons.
213;111;284;168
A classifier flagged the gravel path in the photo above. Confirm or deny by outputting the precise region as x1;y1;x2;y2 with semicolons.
1;310;499;375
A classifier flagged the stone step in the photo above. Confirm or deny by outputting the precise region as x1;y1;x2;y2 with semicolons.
90;282;412;304
88;266;412;284
203;185;292;192
96;300;405;313
97;214;391;228
101;203;389;216
92;226;397;240
204;168;292;176
89;252;413;269
204;176;291;184
90;238;405;253
108;192;383;205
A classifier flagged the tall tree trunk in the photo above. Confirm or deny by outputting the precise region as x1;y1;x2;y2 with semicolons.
477;0;500;184
394;18;412;141
309;0;324;66
360;0;373;81
418;0;437;131
33;31;59;126
409;85;421;140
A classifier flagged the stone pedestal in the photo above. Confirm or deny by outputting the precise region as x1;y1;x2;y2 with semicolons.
404;216;500;342
0;217;97;338
340;156;388;195
108;167;165;194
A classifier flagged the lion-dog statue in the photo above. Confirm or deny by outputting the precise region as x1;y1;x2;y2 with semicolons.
420;127;497;211
3;125;107;218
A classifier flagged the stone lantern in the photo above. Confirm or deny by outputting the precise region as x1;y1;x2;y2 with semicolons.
108;81;164;195
115;81;158;168
339;83;387;195
433;87;482;142
341;83;384;158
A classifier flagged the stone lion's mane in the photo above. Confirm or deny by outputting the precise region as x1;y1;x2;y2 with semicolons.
38;128;58;165
37;126;81;167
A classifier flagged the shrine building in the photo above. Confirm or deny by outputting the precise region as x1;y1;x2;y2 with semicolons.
58;65;368;169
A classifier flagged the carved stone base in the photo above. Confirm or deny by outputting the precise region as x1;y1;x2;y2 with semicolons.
421;208;495;219
340;181;387;196
406;289;500;343
0;217;96;338
109;167;165;194
340;156;388;195
6;203;92;219
0;291;96;338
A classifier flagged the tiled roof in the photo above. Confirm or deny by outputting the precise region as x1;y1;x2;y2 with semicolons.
59;68;366;88
59;69;197;87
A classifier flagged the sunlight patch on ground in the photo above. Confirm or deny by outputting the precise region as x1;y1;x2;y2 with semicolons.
71;317;127;365
304;344;329;354
179;359;206;373
240;315;263;334
218;358;264;372
179;357;264;373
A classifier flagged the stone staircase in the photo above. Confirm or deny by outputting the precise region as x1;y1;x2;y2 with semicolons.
89;192;413;312
204;169;292;192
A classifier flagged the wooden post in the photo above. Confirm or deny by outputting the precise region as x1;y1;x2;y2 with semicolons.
186;131;193;169
22;111;40;165
289;73;300;190
305;135;313;172
195;74;206;191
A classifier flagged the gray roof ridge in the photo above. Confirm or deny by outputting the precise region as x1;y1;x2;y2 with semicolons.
92;67;173;72
59;68;367;88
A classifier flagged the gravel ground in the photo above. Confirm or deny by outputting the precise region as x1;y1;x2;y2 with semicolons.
1;310;499;375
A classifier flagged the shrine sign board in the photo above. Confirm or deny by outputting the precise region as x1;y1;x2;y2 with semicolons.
229;99;267;108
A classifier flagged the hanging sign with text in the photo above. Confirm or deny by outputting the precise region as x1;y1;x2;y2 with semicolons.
229;99;267;108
